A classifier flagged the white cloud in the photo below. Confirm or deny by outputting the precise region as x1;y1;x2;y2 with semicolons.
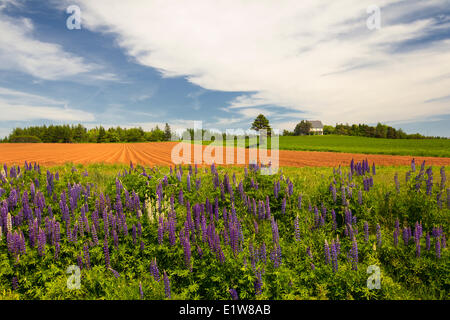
68;0;450;125
0;7;119;81
0;87;95;121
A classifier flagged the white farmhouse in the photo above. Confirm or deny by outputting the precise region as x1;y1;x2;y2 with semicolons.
307;120;324;135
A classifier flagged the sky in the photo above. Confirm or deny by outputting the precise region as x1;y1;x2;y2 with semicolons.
0;0;449;138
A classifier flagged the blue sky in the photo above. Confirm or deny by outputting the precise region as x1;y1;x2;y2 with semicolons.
0;0;449;137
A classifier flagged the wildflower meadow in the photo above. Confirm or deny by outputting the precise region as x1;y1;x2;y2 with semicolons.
0;159;448;300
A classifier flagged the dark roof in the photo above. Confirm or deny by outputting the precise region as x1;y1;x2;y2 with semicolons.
307;120;323;129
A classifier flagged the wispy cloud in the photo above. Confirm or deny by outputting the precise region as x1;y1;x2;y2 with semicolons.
0;87;95;121
69;0;450;126
0;5;119;82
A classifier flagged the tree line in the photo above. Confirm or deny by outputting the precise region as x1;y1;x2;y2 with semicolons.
2;124;173;143
283;121;445;139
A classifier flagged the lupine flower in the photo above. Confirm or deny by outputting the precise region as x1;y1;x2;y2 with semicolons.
164;271;171;299
281;197;286;215
109;268;120;278
364;222;369;243
403;227;411;246
376;224;382;247
350;237;358;271
83;244;91;269
150;258;160;282
77;254;83;271
254;269;263;295
393;229;399;247
324;240;331;264
271;218;279;244
426;232;431;251
331;184;337;203
229;288;239;300
330;240;338;272
11;275;19;291
259;242;267;264
103;238;110;267
298;194;302;209
435;239;441;259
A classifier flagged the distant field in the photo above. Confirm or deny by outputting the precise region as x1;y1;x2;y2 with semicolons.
198;135;450;158
278;135;450;157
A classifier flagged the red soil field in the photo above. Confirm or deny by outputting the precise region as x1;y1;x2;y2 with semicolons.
1;142;450;168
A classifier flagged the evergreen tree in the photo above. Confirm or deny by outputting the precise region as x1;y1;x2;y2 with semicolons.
164;123;172;141
251;114;272;135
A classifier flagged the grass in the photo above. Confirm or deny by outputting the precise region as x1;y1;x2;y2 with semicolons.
192;135;450;158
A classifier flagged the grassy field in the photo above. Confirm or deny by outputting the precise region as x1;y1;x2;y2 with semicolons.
196;135;450;158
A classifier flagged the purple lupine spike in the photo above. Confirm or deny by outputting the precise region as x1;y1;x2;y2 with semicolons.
441;234;446;249
327;184;335;204
393;229;399;247
259;242;267;264
402;227;409;246
376;224;382;247
435;238;441;259
164;271;171;299
298;194;302;209
271;218;279;244
150;258;160;282
426;232;431;251
330;240;338;272
281;197;286;215
229;288;239;300
83;244;91;269
363;222;369;243
254;269;263;295
109;268;120;278
37;228;46;257
132;224;137;244
324;240;331;264
168;218;176;246
103;238;110;267
11;276;18;291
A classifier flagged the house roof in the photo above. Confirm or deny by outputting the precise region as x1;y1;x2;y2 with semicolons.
307;120;323;129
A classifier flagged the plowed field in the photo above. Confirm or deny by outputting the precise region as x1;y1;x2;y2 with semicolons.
1;142;450;167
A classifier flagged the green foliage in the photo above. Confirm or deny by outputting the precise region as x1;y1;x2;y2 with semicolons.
0;161;448;300
9;135;42;143
294;120;312;136
6;124;172;143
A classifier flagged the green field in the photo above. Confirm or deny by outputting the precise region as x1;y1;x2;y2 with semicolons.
196;135;450;158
